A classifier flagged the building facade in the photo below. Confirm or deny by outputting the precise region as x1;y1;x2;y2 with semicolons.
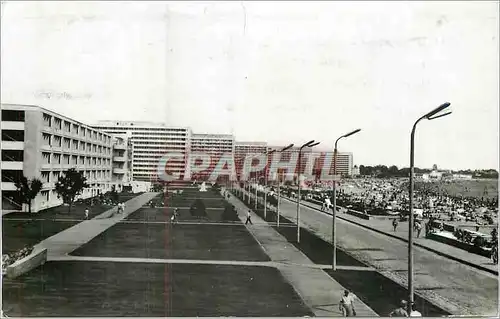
1;104;113;213
190;133;234;182
92;121;191;182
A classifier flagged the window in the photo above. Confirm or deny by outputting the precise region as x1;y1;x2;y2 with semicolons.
42;133;52;146
1;110;25;122
42;152;51;164
1;130;24;142
53;154;61;164
43;113;52;127
63;154;70;164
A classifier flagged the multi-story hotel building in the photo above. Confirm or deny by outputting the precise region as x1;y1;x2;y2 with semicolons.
234;142;268;180
92;121;190;182
1;104;113;213
190;133;234;182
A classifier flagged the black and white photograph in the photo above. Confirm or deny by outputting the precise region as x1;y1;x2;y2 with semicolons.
0;1;498;317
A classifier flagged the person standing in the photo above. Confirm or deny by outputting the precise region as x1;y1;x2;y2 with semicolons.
392;218;399;232
171;208;179;224
245;210;253;225
491;244;498;264
339;290;357;317
409;303;422;317
389;300;408;317
415;221;422;238
84;208;89;220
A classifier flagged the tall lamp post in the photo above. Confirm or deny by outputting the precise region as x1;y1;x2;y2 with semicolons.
296;140;320;243
263;144;294;219
332;128;361;270
408;102;451;311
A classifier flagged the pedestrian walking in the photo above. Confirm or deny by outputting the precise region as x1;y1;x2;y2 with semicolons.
415;221;422;238
245;210;253;225
491;244;498;264
409;303;422;317
339;290;357;317
171;208;179;224
84;208;89;219
392;218;399;232
389;300;408;317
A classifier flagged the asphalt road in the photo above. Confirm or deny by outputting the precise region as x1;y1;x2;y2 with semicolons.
278;198;498;316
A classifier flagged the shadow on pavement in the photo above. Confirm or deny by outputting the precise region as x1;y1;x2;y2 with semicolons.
326;269;451;317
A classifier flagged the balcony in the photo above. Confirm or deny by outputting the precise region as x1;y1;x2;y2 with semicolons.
1;141;24;150
1;161;23;170
113;156;126;162
1;121;25;130
42;182;55;190
41;163;52;170
1;182;17;191
41;144;53;151
113;167;126;174
113;144;127;150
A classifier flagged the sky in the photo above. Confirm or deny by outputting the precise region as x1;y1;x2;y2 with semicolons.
1;1;498;170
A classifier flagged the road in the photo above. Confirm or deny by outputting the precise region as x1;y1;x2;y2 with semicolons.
278;198;498;316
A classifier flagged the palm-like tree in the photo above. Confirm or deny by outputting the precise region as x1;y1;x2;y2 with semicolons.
15;176;44;213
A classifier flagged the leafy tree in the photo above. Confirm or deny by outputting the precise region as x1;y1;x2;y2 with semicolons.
221;203;239;221
15;176;43;213
110;185;119;203
190;198;207;218
55;168;89;213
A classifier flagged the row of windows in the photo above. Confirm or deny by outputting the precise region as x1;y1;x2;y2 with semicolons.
41;133;112;155
43;113;111;144
96;126;187;132
40;170;112;183
41;152;112;166
131;137;187;141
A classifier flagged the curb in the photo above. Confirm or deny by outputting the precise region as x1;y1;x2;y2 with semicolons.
289;198;498;276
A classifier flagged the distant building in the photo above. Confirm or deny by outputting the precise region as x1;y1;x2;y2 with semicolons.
190;133;235;182
352;165;360;177
92;121;190;182
2;104;113;213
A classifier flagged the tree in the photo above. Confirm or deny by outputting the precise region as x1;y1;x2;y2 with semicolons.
55;168;89;213
190;198;207;218
110;185;119;203
15;176;43;213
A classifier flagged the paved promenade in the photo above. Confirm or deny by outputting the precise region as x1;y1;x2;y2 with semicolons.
286;195;498;274
226;189;379;317
268;193;498;316
33;192;159;259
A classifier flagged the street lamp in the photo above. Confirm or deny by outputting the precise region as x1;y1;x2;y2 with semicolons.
262;149;276;219
332;128;361;270
296;140;320;243
264;144;294;221
408;102;451;311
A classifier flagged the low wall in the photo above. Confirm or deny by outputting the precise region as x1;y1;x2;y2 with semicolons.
347;209;370;220
6;248;47;279
426;233;491;258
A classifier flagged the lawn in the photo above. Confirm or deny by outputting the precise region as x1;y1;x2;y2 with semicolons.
2;261;313;317
2;192;144;254
235;192;367;267
2;220;77;254
326;269;450;317
71;222;270;262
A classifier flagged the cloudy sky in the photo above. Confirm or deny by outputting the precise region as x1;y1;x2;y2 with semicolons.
1;1;498;170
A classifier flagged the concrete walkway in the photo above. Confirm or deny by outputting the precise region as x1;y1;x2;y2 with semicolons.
284;196;499;275
33;192;159;259
226;188;378;317
50;255;372;272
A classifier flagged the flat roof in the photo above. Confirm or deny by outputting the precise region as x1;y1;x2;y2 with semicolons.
2;103;113;137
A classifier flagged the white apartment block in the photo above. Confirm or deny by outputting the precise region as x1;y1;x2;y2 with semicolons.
92;121;190;182
235;142;268;180
111;134;133;191
190;133;235;181
1;104;113;213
